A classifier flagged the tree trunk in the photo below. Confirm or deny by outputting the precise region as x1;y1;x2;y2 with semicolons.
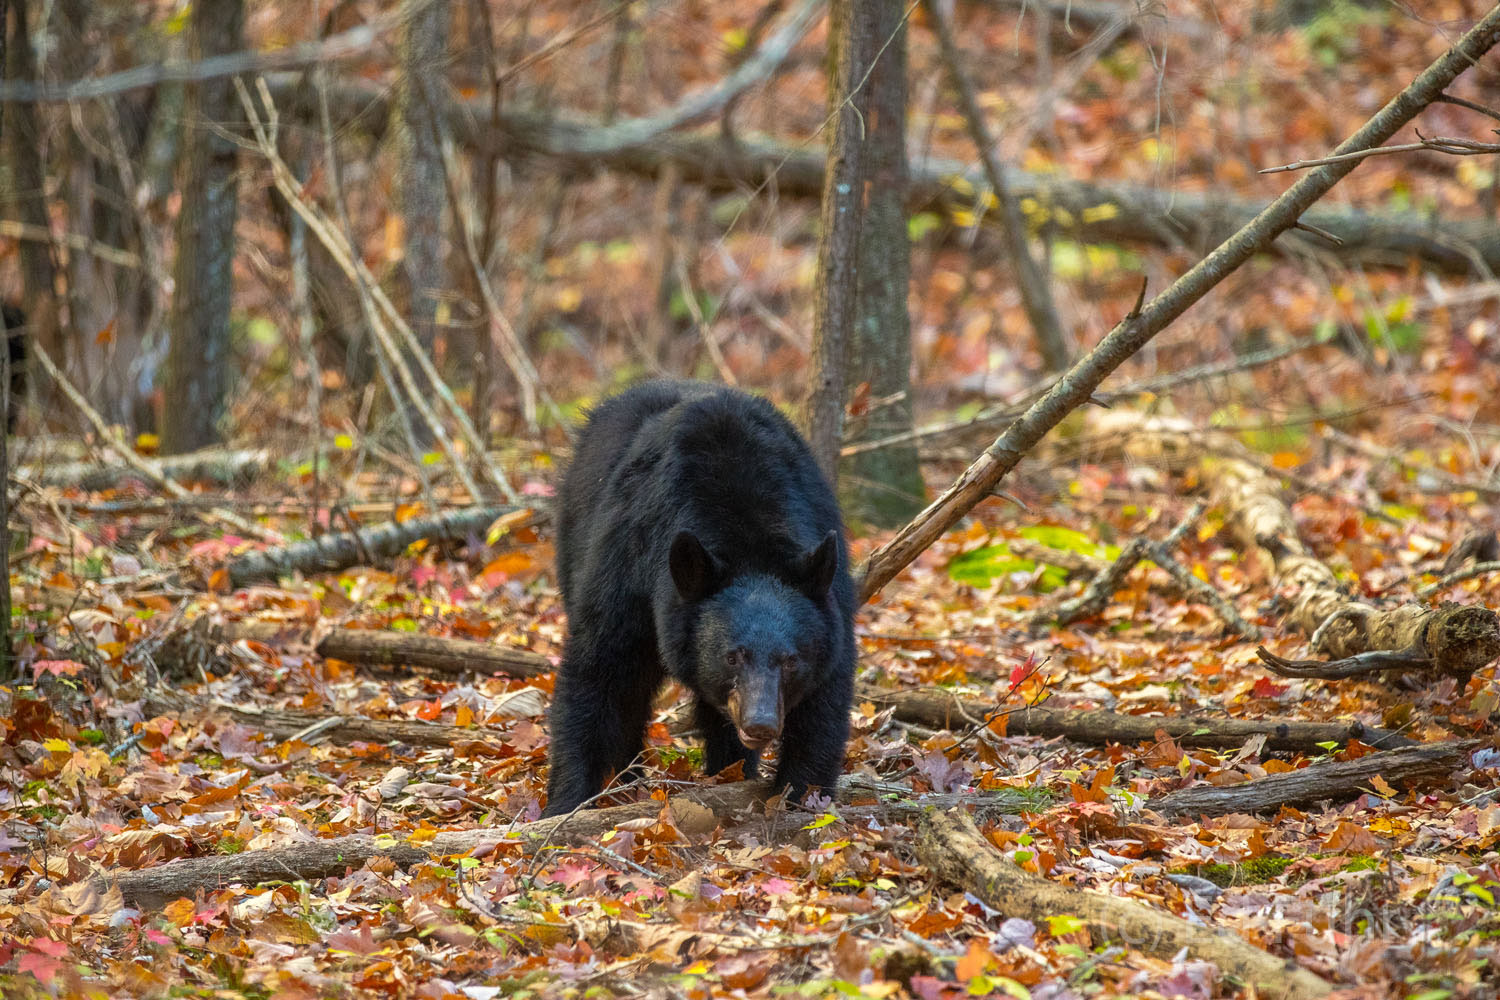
841;0;925;527
1;0;59;367
162;0;243;453
390;0;451;445
804;0;872;481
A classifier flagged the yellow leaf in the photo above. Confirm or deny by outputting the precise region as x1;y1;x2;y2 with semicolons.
135;432;160;452
334;434;354;450
1081;202;1119;223
554;286;583;312
43;737;71;753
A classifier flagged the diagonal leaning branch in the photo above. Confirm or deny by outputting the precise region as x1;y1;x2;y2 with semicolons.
855;7;1500;603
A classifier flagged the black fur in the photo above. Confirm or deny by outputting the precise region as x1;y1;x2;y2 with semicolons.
544;380;856;817
3;305;25;435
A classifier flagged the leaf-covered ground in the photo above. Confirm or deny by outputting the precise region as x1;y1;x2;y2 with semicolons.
7;0;1500;998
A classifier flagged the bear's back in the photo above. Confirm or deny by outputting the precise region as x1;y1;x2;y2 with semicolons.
556;381;845;606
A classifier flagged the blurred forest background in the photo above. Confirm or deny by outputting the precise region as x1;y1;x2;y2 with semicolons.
8;0;1500;997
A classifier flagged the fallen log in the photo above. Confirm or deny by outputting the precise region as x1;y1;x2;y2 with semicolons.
142;687;543;748
22;446;272;491
1151;741;1469;818
316;628;551;679
180;624;1409;752
865;688;1412;751
107;781;773;909
215;505;537;589
917;810;1333;999
266;76;1500;275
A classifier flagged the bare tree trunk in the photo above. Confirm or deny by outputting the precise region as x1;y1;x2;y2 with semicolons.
804;0;871;481
390;0;451;446
2;0;59;367
0;0;12;680
842;0;924;527
162;0;243;453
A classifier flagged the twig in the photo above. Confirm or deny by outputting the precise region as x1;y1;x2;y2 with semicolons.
0;9;404;102
1417;559;1500;598
1256;643;1432;680
425;82;554;432
0;219;140;268
1261;134;1500;174
1435;92;1500;124
673;255;737;385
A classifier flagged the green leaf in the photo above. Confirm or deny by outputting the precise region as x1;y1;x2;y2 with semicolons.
907;212;942;241
1047;914;1086;936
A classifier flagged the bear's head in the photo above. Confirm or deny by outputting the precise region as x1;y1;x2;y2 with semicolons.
669;530;837;749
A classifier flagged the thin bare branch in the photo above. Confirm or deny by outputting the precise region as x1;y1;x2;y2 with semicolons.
1261;134;1500;174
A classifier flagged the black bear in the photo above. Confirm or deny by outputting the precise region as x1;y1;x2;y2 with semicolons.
3;304;24;435
544;380;856;817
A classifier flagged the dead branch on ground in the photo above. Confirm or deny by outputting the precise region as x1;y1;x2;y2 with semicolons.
917;810;1333;999
213;505;535;588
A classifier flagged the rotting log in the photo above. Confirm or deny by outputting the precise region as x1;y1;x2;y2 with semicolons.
1152;741;1469;817
214;505;538;588
1098;412;1500;688
917;810;1333;1000
263;76;1500;276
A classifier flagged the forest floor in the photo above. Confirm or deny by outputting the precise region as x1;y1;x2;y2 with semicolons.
7;0;1500;997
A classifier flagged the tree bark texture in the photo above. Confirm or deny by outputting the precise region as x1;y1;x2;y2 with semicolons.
2;0;59;362
163;0;243;453
390;0;450;440
804;0;872;481
841;0;925;528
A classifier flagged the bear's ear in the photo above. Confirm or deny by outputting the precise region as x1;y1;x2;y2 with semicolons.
800;530;839;600
669;531;718;602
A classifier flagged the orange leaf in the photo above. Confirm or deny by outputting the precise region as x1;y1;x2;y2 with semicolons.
415;699;442;721
208;568;231;593
1322;820;1378;853
955;939;994;981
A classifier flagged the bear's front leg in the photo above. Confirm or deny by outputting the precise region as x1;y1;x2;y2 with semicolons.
543;639;658;817
771;671;852;807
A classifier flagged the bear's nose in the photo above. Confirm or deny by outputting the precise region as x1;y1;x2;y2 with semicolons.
740;720;779;744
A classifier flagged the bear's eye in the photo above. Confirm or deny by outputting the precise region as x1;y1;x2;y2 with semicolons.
777;653;799;675
726;648;749;669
